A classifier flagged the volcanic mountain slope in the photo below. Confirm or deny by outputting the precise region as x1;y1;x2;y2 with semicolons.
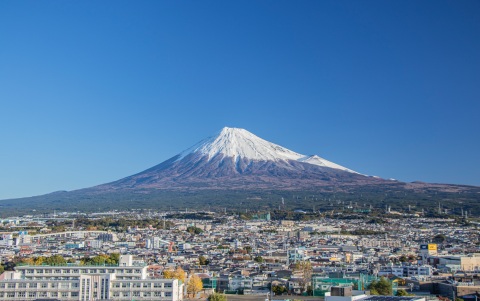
94;127;385;191
1;127;479;216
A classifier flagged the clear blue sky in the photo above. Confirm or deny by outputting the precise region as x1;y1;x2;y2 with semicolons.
1;1;479;199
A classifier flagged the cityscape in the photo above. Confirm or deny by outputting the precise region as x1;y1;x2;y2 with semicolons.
1;1;479;301
0;206;479;301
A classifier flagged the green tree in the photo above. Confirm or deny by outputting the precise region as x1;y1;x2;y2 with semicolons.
34;256;46;265
0;265;4;274
369;277;393;295
396;289;413;296
45;255;66;265
199;255;209;266
187;226;203;234
254;256;264;263
106;253;120;265
433;234;446;243
272;285;287;295
208;293;227;301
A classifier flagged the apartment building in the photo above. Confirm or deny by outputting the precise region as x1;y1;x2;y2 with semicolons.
0;255;183;301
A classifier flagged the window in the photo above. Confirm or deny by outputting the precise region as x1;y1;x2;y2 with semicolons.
166;292;172;297
41;283;48;288
28;292;36;298
8;283;16;288
123;292;130;297
29;283;37;288
135;269;141;273
37;269;43;274
154;283;162;288
144;292;151;297
19;283;27;288
143;283;150;288
164;283;172;288
18;292;26;298
7;293;15;298
72;292;79;297
133;292;141;297
62;292;69;297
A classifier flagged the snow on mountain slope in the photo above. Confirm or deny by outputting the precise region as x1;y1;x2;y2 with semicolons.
177;127;358;174
298;155;359;174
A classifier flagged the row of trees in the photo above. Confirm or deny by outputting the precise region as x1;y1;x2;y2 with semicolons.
20;253;120;266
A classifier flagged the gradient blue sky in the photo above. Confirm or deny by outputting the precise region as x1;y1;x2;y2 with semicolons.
1;1;479;199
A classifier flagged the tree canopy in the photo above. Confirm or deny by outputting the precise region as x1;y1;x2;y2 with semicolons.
199;255;209;266
164;266;186;283
80;253;120;266
369;277;393;295
187;274;203;297
294;261;312;293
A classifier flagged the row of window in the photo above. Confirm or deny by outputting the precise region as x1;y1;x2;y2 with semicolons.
24;268;143;274
112;282;172;288
0;292;79;298
111;291;172;297
0;282;78;289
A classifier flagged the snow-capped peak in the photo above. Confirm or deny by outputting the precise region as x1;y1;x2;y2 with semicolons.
179;127;303;161
177;127;358;174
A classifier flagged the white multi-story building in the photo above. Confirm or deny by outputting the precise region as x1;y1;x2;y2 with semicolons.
0;255;183;301
377;265;433;278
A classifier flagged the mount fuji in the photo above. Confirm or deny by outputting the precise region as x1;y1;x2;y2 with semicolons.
1;127;479;215
95;127;379;191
